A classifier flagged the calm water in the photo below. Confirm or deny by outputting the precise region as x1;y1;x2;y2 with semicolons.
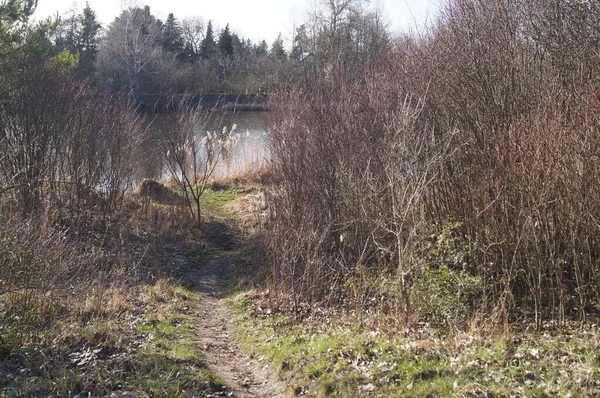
140;111;269;180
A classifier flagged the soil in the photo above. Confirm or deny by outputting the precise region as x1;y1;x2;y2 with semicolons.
184;220;290;398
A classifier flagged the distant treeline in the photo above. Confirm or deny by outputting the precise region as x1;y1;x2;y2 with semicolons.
41;1;390;110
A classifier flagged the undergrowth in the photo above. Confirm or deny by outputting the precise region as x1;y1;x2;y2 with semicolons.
231;291;600;397
0;184;227;397
0;277;225;397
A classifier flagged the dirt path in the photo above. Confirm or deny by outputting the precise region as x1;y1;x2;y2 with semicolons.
188;252;290;398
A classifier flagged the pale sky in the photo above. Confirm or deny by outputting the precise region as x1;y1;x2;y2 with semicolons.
34;0;441;45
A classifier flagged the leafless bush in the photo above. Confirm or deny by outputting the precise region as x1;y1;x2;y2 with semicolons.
0;206;121;352
0;212;99;299
418;0;600;327
266;70;457;320
266;0;600;329
156;102;239;228
0;62;144;352
0;65;142;220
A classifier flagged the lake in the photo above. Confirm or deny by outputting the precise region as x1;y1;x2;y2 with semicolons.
140;111;269;181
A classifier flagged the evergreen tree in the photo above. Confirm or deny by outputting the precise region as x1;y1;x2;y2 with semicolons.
291;24;309;62
162;13;183;55
231;33;247;59
140;5;153;36
270;33;286;61
218;23;233;57
200;20;217;60
77;2;102;76
0;0;41;51
255;40;268;57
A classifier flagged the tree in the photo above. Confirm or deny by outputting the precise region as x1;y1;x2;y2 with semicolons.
200;20;217;60
159;106;237;229
162;13;183;55
96;6;166;104
270;33;286;61
231;32;245;57
77;2;102;76
59;3;79;54
180;16;204;63
290;24;309;62
0;1;64;81
218;23;233;57
0;0;38;46
302;0;390;80
255;39;268;56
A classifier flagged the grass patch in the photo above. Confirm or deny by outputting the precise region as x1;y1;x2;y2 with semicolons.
230;291;600;397
200;185;256;215
123;282;226;396
0;280;225;397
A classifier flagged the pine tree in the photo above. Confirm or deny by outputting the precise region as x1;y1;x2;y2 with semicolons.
162;13;183;55
0;0;37;47
218;23;233;57
231;33;246;58
270;33;286;61
255;40;268;57
77;2;102;76
291;24;309;62
200;20;217;60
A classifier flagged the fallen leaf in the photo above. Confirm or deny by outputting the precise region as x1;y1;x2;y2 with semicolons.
530;348;539;359
361;383;376;392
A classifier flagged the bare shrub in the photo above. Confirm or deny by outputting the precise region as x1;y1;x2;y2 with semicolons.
0;208;110;351
0;213;98;298
415;0;600;328
156;103;239;228
266;68;459;321
0;60;144;354
266;0;600;329
0;65;142;221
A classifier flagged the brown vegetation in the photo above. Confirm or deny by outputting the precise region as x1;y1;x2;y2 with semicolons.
138;179;186;206
265;0;600;331
0;55;190;394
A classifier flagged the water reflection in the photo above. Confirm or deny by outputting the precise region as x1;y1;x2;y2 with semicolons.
140;111;269;181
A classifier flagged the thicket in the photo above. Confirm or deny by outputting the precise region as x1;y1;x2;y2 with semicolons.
265;0;600;331
0;1;146;357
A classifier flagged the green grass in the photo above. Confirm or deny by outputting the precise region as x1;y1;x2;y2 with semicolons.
123;284;225;396
229;292;600;397
200;186;256;215
0;282;225;397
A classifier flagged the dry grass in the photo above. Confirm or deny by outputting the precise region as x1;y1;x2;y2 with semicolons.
1;276;222;397
0;186;222;396
208;165;272;189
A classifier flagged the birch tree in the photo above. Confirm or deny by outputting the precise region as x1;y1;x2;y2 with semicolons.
96;6;163;104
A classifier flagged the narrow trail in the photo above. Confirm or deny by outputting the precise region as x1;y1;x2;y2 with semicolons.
183;220;290;398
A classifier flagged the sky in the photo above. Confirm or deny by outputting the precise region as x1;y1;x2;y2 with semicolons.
33;0;442;45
